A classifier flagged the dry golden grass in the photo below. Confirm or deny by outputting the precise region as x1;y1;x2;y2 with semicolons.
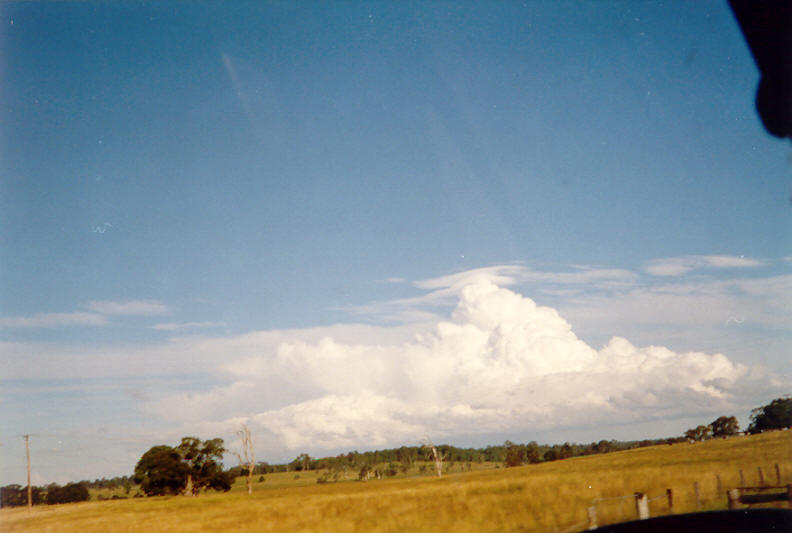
2;431;790;532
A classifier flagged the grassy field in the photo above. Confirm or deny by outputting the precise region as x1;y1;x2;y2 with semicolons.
2;431;790;532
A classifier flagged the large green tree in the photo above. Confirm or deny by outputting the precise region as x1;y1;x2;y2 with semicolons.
133;437;232;496
504;441;525;467
289;453;313;472
133;445;190;496
748;397;792;433
524;442;541;464
176;437;233;494
710;415;739;437
684;425;712;441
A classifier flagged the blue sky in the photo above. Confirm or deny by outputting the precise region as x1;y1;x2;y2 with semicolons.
1;1;790;484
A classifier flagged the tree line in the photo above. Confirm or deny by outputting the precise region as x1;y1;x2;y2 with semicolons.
683;397;792;442
1;482;90;507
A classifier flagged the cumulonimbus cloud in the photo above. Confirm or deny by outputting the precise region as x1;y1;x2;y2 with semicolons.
152;278;752;452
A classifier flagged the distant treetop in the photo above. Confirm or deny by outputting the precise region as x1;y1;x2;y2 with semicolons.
748;397;792;434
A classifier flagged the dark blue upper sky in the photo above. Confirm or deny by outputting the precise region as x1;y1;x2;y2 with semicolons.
3;1;787;332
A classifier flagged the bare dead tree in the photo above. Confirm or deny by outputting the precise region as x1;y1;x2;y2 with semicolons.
232;424;256;495
421;437;445;478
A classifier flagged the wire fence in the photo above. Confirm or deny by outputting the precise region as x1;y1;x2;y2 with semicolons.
552;462;790;532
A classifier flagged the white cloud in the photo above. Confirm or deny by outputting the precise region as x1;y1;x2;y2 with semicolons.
153;321;224;331
5;264;786;472
415;265;528;290
146;279;758;453
87;300;168;316
0;299;168;330
0;323;423;380
3;261;787;488
644;255;762;276
345;264;637;323
415;264;635;290
561;274;792;337
0;311;106;329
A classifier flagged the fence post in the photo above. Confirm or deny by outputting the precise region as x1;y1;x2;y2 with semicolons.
694;481;701;510
666;488;674;514
728;489;740;510
634;492;649;520
739;469;745;487
758;467;765;487
587;505;597;530
776;464;781;485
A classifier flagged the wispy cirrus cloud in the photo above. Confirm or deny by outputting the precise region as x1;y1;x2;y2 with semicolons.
153;321;224;331
0;312;107;329
344;264;637;322
86;300;168;316
416;265;636;290
414;265;529;290
0;299;168;329
561;274;792;335
644;255;762;276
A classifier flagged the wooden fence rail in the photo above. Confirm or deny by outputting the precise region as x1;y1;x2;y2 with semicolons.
727;485;792;509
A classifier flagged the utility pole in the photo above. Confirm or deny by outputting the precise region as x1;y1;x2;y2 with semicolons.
25;434;31;509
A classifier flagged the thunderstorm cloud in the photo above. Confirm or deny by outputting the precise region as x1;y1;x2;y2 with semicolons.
152;278;749;451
